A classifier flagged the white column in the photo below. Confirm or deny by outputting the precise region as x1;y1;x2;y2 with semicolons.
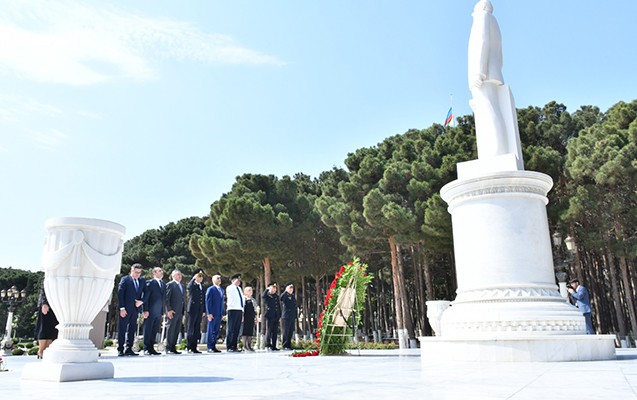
439;171;585;336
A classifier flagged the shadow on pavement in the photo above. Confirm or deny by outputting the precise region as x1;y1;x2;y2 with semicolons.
113;376;232;383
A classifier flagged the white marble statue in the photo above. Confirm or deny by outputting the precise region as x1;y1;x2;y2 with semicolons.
468;0;523;167
419;0;615;364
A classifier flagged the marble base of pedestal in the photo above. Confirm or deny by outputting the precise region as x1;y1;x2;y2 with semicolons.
418;334;616;362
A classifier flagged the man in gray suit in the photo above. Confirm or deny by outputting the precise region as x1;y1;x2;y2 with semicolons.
165;269;185;354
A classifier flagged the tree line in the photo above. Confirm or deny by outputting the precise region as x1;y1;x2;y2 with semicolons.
3;99;636;347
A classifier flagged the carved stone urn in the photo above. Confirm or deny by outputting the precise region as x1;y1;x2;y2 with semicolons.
425;300;451;336
23;217;125;382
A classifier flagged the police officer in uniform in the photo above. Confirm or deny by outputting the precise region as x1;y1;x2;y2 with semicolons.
280;282;297;350
186;269;205;353
262;282;281;351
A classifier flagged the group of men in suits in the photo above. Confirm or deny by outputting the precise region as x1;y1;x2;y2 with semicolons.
117;264;298;355
117;264;189;356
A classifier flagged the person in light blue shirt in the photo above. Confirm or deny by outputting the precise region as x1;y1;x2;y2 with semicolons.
568;278;594;334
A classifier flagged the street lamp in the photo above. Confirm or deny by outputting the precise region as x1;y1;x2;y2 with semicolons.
552;232;577;301
1;285;27;355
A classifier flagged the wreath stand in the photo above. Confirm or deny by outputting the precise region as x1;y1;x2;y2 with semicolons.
320;277;361;355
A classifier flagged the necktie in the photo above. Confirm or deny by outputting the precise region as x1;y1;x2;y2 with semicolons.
179;284;183;294
134;279;138;291
237;286;244;307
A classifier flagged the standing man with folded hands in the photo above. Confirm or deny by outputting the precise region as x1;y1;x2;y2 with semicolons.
205;274;225;353
142;267;167;355
117;263;145;357
165;269;185;354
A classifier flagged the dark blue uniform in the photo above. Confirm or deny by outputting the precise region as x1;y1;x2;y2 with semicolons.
186;278;205;352
262;289;281;350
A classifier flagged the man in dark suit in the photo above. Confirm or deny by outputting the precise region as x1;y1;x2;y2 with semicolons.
117;263;145;356
186;269;206;353
262;282;281;351
142;267;166;355
165;269;185;354
280;282;297;350
205;274;225;353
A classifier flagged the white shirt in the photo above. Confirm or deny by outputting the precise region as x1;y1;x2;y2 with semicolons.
225;283;244;311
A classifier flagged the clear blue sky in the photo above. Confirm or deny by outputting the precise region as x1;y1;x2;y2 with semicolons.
1;0;636;272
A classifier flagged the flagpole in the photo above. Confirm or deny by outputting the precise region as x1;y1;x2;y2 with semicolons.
450;94;454;127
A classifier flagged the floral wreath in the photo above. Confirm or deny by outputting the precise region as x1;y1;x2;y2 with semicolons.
292;257;372;357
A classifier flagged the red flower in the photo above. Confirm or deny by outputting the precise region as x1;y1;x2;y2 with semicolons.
292;348;320;358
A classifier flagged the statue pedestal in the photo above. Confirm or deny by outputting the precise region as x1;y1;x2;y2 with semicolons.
419;170;615;361
419;334;616;362
22;217;125;382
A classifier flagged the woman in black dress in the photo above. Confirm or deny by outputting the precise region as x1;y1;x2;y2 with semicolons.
35;284;58;359
241;286;257;352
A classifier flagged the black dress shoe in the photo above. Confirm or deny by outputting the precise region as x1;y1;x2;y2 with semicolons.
118;351;125;357
271;347;280;351
168;349;182;354
191;349;202;354
124;349;139;356
144;350;161;355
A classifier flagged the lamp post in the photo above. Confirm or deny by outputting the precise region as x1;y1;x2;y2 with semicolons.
1;285;27;355
552;232;577;301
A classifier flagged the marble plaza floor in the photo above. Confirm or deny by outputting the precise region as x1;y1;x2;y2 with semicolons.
2;347;637;399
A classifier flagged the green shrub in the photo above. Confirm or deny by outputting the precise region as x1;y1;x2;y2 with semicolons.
28;347;39;356
293;340;319;350
25;342;34;349
103;339;114;347
12;348;25;356
347;341;398;350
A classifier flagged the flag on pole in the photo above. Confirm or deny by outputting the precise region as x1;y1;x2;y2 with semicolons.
444;107;453;127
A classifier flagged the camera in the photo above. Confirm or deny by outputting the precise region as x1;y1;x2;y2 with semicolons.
566;283;573;289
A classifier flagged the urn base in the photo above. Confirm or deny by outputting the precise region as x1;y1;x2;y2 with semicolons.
22;361;114;382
